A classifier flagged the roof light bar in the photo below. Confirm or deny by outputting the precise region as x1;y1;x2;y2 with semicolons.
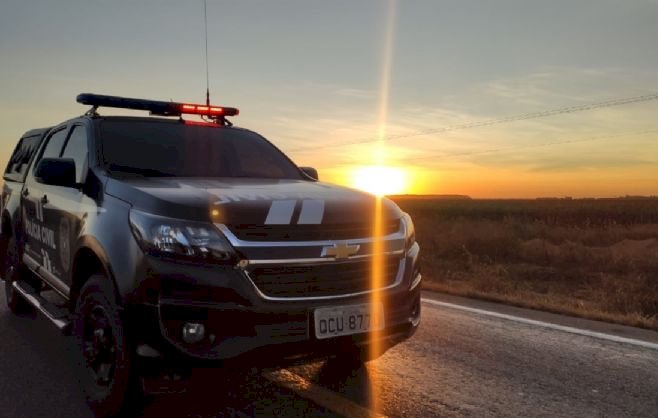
76;93;239;118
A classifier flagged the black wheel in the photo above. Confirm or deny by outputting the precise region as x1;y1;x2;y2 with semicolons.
3;235;32;314
72;275;142;417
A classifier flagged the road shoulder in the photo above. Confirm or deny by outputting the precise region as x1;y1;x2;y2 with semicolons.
421;290;658;347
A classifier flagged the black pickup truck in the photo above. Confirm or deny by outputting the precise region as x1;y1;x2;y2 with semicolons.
0;94;421;416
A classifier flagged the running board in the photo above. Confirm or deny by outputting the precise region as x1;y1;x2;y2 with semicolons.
12;281;71;334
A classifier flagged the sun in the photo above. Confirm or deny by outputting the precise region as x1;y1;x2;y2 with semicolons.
351;165;408;196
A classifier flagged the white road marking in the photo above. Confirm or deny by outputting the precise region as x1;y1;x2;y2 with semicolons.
421;298;658;351
263;368;386;418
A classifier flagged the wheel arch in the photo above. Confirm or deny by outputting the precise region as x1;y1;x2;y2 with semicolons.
70;238;121;312
1;211;14;271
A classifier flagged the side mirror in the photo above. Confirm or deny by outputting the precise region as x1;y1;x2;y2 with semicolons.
34;158;77;188
300;166;318;180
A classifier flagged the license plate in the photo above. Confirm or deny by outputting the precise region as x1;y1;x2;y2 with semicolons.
314;303;385;339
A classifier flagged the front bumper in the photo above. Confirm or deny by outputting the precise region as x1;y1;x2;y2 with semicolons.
127;243;421;365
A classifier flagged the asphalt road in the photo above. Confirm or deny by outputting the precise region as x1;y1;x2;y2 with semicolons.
1;287;657;417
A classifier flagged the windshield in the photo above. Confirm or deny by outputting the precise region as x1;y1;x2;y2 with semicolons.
99;120;303;179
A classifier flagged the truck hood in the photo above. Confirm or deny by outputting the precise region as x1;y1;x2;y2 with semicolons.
105;177;403;227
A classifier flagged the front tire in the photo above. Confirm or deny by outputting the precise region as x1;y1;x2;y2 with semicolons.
72;275;141;417
3;236;32;314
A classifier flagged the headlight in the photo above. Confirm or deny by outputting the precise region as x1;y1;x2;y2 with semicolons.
401;212;416;250
129;210;234;263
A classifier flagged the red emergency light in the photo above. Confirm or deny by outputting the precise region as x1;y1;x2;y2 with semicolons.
180;104;238;116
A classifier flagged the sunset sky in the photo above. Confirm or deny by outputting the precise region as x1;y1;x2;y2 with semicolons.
1;0;657;198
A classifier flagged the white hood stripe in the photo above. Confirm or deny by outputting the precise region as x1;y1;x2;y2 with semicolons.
264;199;326;225
297;200;325;225
265;200;296;224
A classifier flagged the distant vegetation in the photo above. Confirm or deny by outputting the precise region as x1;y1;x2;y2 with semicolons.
392;197;658;330
390;194;472;200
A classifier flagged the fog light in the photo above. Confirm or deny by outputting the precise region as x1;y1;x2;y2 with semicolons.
182;322;206;344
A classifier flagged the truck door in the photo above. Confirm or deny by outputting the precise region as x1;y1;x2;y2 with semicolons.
21;125;71;295
50;123;90;287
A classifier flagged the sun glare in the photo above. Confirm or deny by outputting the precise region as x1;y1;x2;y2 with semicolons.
351;165;407;196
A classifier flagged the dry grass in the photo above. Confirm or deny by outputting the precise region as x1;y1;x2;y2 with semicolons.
392;197;658;330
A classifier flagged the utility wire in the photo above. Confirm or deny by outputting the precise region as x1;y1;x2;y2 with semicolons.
294;92;658;153
368;129;658;164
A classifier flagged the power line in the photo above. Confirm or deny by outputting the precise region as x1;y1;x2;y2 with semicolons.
380;129;658;164
294;92;658;153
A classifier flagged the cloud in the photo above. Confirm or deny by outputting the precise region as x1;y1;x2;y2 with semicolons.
526;156;656;172
235;65;658;188
334;88;375;99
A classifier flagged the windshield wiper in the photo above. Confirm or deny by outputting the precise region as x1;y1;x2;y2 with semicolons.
107;164;174;177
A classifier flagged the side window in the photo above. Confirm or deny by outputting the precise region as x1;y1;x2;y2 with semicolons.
61;126;88;183
40;129;69;160
4;136;41;180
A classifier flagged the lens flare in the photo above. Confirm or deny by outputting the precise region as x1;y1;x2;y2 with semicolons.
367;0;398;413
352;165;407;196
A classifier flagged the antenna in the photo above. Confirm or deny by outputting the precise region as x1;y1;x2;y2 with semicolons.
204;0;210;106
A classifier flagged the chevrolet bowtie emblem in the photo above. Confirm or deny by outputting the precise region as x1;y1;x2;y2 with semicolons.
321;243;360;260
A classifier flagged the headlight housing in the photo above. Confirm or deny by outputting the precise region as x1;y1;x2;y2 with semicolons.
129;210;234;263
401;212;416;250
